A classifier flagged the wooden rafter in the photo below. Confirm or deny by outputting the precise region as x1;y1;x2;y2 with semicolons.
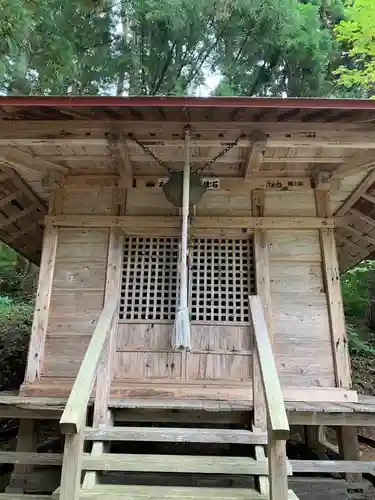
0;147;69;176
335;169;375;216
332;150;375;179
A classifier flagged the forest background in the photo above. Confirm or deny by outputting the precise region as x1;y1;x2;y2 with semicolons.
0;0;375;392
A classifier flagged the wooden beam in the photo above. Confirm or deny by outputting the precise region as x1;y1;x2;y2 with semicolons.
343;223;375;246
290;460;374;474
319;218;352;388
10;420;37;478
3;167;47;213
93;228;123;426
59;425;84;500
269;438;289;500
348;207;375;228
85;227;123;488
59;295;118;434
251;190;269;429
85;426;268;444
45;214;339;229
332;150;375;179
248;295;289;440
361;191;375;204
134;176;312;191
336;170;375;216
0;451;62;465
4;131;375;148
81;453;292;475
244;132;267;180
338;427;361;482
0;148;69;176
24;224;58;383
289;412;375;426
108;132;133;188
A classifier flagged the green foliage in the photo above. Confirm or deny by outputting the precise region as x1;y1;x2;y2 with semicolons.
335;0;375;95
341;260;375;319
0;297;33;390
0;0;350;97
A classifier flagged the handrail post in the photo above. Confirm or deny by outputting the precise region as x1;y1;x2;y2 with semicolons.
249;295;290;500
59;412;86;500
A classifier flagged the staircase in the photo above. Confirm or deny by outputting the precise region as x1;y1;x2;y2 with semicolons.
12;294;294;500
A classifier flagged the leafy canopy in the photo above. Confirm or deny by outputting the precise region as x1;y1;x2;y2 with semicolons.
335;0;375;94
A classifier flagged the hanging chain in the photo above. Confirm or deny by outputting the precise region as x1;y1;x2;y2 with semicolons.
194;133;245;175
129;133;172;173
129;131;245;176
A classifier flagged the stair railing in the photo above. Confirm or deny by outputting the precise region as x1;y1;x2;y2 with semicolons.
249;295;290;500
59;295;119;500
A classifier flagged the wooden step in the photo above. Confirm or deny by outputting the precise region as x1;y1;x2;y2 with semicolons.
79;484;298;499
82;453;292;475
84;426;268;444
0;495;51;500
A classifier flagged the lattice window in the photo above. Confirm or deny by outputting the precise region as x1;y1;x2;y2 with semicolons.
190;238;254;323
120;236;255;323
120;236;179;320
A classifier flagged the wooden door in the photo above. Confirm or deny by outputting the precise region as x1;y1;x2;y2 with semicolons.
115;235;254;396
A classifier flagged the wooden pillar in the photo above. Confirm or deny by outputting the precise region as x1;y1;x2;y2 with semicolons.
60;426;85;500
24;223;58;383
315;189;351;389
268;437;289;500
82;225;124;489
251;189;273;496
6;419;37;493
251;189;273;428
338;427;362;482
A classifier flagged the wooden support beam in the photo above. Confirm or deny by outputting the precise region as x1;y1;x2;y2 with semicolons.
338;427;362;482
59;425;84;500
84;226;123;489
336;169;375;216
361;191;375;205
0;148;69;176
348;207;375;228
45;214;339;229
269;438;289;500
25;224;58;383
108;132;133;188
244;132;267;180
332;150;375;179
0;451;62;465
0;191;18;208
251;190;269;429
3;167;47;213
316;190;351;389
343;223;375;246
8;419;38;489
0;205;38;230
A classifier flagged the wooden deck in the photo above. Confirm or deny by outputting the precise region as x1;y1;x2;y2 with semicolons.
1;393;375;426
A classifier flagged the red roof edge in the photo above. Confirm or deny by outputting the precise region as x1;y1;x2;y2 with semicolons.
1;95;375;110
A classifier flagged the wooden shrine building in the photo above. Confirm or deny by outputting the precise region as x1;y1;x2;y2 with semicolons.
1;96;375;499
